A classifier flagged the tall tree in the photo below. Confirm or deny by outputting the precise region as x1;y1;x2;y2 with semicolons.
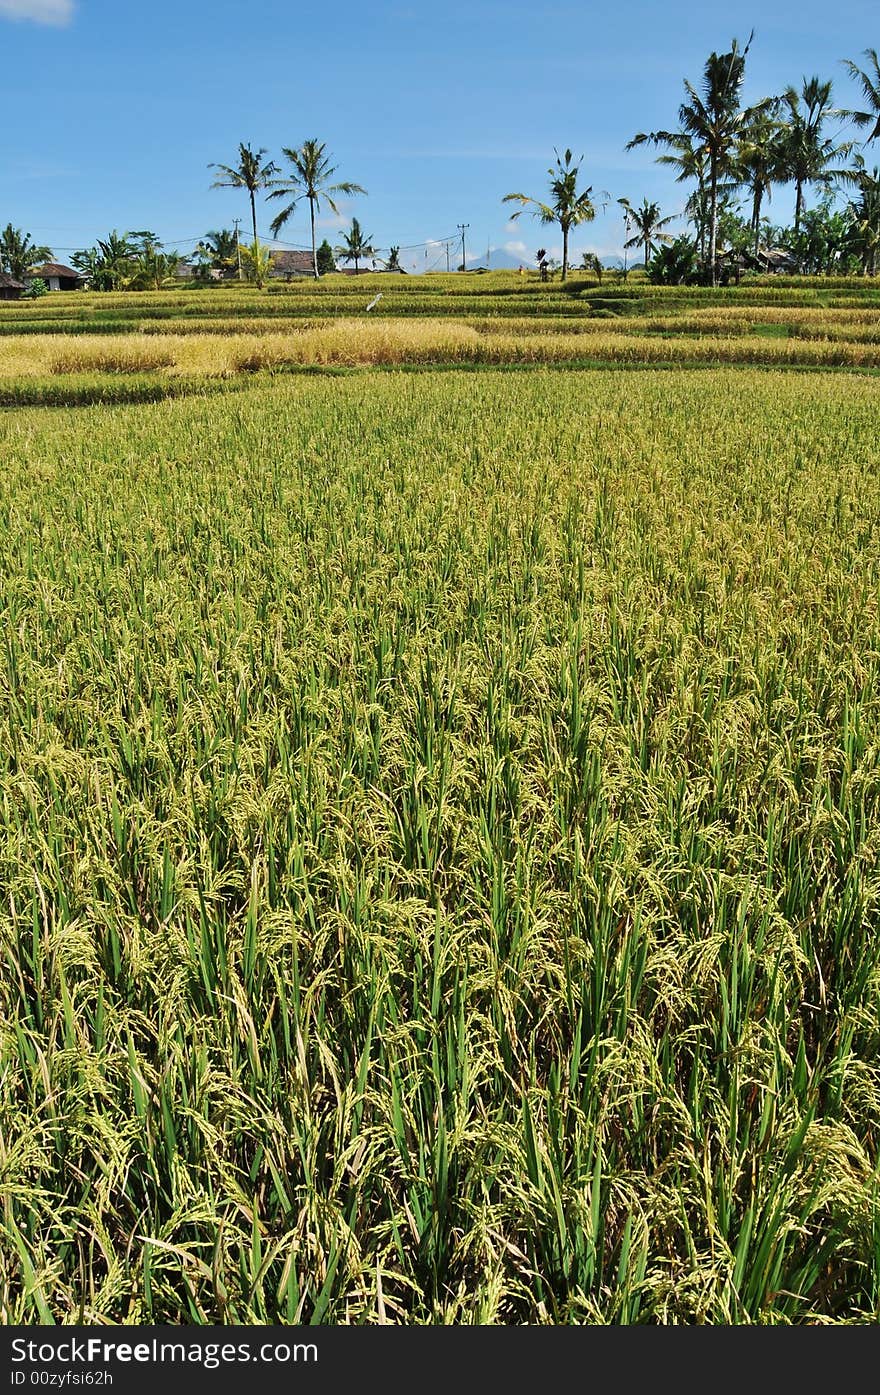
502;148;600;282
196;229;239;277
737;106;786;254
71;231;136;291
316;239;336;275
209;143;277;246
269;140;367;279
644;134;709;258
127;232;180;291
336;217;375;274
0;226;52;280
627;36;770;284
840;49;880;144
618;197;676;267
843;155;880;273
779;78;852;238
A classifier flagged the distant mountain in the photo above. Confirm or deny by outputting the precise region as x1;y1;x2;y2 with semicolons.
466;248;531;271
465;249;625;272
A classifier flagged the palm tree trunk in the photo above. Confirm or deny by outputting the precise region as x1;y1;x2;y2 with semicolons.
644;239;650;270
697;174;707;261
310;198;318;279
709;159;718;287
561;224;568;282
794;181;803;238
250;189;258;246
752;187;762;258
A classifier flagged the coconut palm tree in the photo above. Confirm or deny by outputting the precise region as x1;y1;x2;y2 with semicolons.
840;49;880;144
778;78;852;237
737;106;786;255
269;140;367;279
336;217;375;274
196;229;239;278
502;148;601;282
209;144;278;246
842;154;880;273
643;135;704;259
627;36;771;284
0;225;52;281
617;198;676;268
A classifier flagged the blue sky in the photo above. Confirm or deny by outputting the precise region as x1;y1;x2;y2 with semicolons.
1;0;876;271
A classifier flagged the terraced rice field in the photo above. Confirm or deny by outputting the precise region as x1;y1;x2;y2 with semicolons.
1;273;880;1323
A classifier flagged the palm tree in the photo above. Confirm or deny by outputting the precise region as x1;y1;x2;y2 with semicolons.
737;107;786;255
840;49;880;144
627;36;770;285
209;143;278;246
239;239;273;288
71;231;136;291
269;140;367;279
196;229;239;277
124;231;179;290
0;225;52;281
642;135;705;259
618;198;676;268
337;217;375;274
503;148;601;282
778;78;852;237
843;154;880;273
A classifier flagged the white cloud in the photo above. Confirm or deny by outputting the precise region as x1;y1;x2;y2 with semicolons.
502;240;527;255
0;0;75;24
315;213;347;230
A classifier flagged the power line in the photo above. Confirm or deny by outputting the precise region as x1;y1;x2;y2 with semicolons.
457;223;469;271
259;229;460;255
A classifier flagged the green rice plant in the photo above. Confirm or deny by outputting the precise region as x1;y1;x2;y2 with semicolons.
1;366;880;1324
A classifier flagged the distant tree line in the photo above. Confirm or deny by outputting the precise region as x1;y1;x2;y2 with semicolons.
506;38;880;283
5;45;880;289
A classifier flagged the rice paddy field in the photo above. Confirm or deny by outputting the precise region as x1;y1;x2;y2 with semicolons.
2;271;880;1324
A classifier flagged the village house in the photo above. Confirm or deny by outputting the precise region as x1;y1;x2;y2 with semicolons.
27;262;85;291
269;250;316;280
0;272;24;301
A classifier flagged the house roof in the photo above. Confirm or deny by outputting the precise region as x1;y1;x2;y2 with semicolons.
0;272;24;289
269;250;315;276
28;263;81;279
758;248;797;267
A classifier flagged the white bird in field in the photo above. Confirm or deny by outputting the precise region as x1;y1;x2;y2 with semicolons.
366;293;383;312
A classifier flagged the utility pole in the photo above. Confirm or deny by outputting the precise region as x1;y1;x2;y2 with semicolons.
622;207;631;279
233;217;243;281
446;241;450;273
457;223;469;272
